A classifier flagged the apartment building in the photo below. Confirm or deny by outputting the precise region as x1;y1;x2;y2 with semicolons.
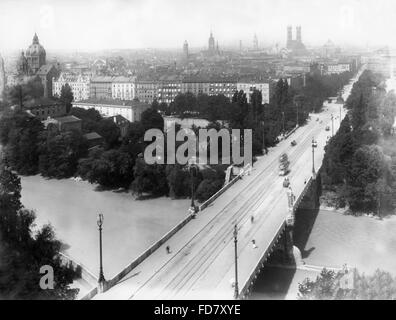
111;76;136;100
52;72;91;101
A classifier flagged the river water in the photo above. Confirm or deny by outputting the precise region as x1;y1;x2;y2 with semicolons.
20;175;190;278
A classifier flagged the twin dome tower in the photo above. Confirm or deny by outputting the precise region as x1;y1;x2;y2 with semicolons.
286;25;307;54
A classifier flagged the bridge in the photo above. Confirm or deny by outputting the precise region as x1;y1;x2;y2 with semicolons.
90;69;364;300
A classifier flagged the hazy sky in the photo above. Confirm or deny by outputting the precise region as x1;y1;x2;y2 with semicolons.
0;0;395;52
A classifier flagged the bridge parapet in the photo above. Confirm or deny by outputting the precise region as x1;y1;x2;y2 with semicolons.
238;220;286;299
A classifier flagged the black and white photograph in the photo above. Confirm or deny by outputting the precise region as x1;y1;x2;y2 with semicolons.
1;0;396;306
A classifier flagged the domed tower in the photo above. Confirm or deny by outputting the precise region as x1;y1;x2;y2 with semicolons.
26;33;46;74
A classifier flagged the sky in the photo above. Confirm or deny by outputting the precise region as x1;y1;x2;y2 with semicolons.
0;0;396;52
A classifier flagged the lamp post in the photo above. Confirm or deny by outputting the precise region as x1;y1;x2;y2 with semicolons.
282;111;285;135
261;120;266;154
331;114;334;136
233;224;239;299
312;138;317;178
189;163;199;217
339;104;342;124
97;213;106;291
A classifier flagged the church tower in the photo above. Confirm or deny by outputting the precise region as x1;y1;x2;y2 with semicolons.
253;34;258;50
208;31;215;54
17;51;29;76
183;40;189;60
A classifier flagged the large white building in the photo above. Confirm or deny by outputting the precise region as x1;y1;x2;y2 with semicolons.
52;73;90;101
111;76;136;100
326;63;351;75
72;99;150;123
236;81;271;104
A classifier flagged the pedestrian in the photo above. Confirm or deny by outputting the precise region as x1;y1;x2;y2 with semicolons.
252;239;257;249
304;179;307;184
166;245;170;254
250;215;254;223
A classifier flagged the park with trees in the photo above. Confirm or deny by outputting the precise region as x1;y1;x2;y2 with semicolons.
321;70;396;215
298;268;396;300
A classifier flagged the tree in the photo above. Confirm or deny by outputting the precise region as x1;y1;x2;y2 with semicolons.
69;107;102;133
96;118;121;149
0;164;78;299
60;83;74;113
141;107;164;132
298;268;396;300
346;145;385;212
6;77;44;107
298;268;336;300
38;130;88;179
130;158;168;197
195;179;223;202
78;148;134;189
1;111;44;174
166;164;191;199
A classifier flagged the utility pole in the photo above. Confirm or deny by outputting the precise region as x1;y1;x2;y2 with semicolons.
233;224;239;299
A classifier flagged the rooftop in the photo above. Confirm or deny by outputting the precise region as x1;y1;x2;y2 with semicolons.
24;98;61;108
90;76;117;83
83;132;103;140
37;64;57;75
74;98;150;108
55;115;82;123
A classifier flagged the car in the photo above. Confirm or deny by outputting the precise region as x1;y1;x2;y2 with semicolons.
325;126;330;131
291;140;297;146
283;177;290;188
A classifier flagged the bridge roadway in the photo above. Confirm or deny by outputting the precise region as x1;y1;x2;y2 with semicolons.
94;72;362;300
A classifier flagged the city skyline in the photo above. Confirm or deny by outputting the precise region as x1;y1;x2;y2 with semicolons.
1;0;396;52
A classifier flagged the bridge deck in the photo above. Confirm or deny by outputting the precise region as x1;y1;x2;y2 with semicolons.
94;71;363;300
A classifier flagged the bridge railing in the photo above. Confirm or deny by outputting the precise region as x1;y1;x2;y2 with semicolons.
239;220;286;299
239;174;317;299
199;163;252;212
102;213;194;294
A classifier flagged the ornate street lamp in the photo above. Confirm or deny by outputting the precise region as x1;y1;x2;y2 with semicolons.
312;138;318;179
97;213;106;291
189;162;199;217
233;224;239;299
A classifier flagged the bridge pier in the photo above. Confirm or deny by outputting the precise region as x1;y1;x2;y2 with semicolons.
282;224;294;264
298;174;322;210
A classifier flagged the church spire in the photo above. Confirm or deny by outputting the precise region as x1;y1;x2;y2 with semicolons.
33;33;39;44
